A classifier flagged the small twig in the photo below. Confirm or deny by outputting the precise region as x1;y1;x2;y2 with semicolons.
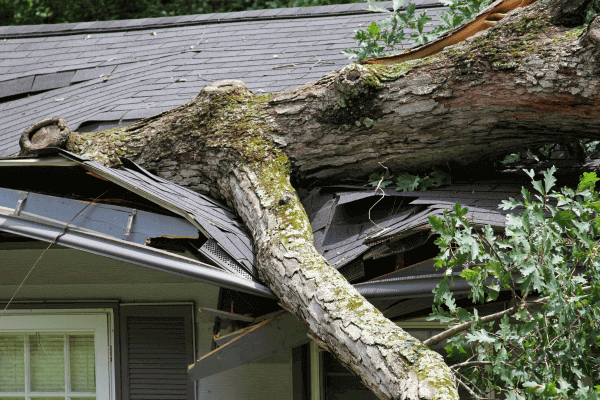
310;59;322;69
0;190;110;318
456;377;485;400
368;161;391;235
272;62;305;69
198;73;214;82
196;30;206;46
424;306;518;347
451;361;494;369
453;369;493;399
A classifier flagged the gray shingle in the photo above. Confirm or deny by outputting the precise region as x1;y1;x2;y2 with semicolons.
58;39;103;51
15;41;56;51
0;43;21;52
235;9;267;19
122;107;172;119
86;110;127;121
176;14;199;23
0;76;34;99
276;7;302;17
71;66;117;83
2;50;32;59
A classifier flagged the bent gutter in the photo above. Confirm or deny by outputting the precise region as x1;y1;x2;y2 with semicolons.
0;211;275;299
355;273;470;300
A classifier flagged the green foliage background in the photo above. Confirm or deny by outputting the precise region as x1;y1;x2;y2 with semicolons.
0;0;360;26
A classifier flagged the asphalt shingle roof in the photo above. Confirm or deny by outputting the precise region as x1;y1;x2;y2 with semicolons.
301;183;525;272
0;1;447;157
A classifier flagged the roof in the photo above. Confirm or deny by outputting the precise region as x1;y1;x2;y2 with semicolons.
0;2;547;302
0;0;447;157
302;183;526;276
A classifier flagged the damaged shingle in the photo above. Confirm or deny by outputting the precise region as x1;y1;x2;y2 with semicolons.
303;183;523;279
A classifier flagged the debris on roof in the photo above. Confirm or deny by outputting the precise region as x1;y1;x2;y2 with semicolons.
302;184;524;282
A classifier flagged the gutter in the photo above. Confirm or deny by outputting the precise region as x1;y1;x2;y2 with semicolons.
0;209;276;299
355;272;469;300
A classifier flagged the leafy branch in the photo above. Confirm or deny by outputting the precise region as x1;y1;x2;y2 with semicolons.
344;0;493;62
426;167;600;400
367;168;451;192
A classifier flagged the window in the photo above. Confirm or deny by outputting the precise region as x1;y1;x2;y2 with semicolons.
0;312;114;400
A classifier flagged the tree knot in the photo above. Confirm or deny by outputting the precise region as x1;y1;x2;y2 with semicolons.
278;194;292;205
19;117;71;156
337;64;383;96
548;0;595;27
582;14;600;46
198;79;252;101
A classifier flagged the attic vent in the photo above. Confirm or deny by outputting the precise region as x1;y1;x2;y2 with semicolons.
200;239;252;280
339;260;365;282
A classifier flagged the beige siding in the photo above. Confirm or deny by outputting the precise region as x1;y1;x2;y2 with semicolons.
0;248;292;400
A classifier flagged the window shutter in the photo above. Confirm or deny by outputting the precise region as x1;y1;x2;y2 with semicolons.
120;305;194;400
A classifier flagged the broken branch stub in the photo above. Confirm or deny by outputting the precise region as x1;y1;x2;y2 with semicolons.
19;117;71;156
548;0;595;27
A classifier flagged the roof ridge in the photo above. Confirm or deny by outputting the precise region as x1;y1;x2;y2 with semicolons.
0;0;442;39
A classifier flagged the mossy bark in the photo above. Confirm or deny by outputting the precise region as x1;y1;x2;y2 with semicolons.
64;2;600;398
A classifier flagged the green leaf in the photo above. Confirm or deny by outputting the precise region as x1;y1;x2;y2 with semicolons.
460;268;477;281
368;4;392;13
542;165;557;194
452;202;468;218
578;171;600;191
433;276;451;304
523;382;545;394
524;169;535;179
501;153;521;164
367;21;380;36
395;172;420;192
552;209;575;228
428;215;446;234
531;179;545;196
448;252;468;268
444;345;469;361
465;329;496;344
392;0;407;12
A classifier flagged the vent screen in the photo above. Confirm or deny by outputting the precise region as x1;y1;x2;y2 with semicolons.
200;239;252;280
339;260;365;282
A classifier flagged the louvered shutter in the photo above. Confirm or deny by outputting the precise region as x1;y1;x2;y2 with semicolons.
120;305;194;400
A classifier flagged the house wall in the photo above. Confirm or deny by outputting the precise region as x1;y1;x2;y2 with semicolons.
0;247;292;400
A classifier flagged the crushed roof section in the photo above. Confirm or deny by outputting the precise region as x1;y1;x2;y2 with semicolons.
301;184;524;271
0;1;447;157
54;150;257;279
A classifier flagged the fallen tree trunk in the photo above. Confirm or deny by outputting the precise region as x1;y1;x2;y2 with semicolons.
63;1;600;398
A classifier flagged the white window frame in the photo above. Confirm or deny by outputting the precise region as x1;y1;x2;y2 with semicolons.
0;309;115;400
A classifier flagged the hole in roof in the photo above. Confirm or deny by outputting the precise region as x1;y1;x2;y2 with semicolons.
0;165;178;216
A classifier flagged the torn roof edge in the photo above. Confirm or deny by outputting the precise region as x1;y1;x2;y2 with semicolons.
0;151;257;277
0;198;275;298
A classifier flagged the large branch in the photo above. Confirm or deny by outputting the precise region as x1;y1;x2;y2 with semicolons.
61;2;600;399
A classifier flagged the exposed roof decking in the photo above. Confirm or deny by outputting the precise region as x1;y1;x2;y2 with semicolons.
0;1;447;157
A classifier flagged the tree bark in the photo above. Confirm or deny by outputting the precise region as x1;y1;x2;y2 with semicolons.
63;1;600;398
